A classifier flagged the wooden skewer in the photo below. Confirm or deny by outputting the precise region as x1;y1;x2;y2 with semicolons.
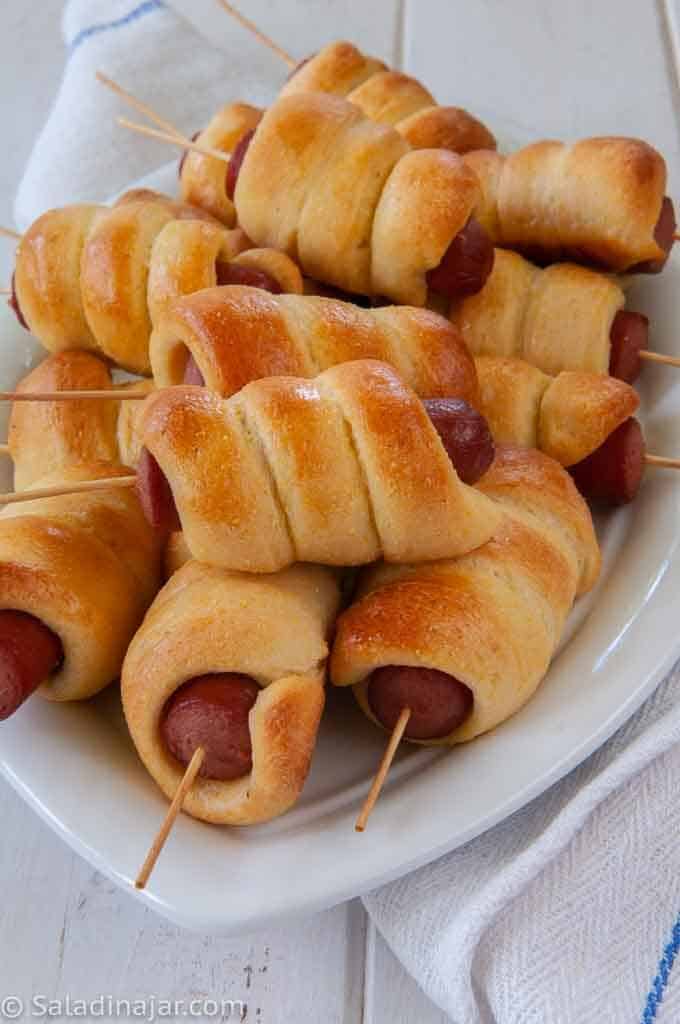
0;451;677;511
0;389;148;402
0;476;136;506
135;746;205;890
96;71;185;139
0;444;9;457
216;0;296;68
639;350;680;369
117;117;230;164
0;226;21;241
355;707;411;832
645;453;680;469
0;288;10;296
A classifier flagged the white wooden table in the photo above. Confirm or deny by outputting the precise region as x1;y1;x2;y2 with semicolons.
1;2;679;1020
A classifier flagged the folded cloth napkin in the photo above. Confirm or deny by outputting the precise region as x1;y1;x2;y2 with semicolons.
15;4;680;1023
14;0;283;230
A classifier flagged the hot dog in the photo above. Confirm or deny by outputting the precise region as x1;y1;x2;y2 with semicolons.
608;311;649;383
136;448;181;533
0;611;63;720
569;418;645;505
160;673;259;780
366;665;473;739
215;261;282;293
632;196;677;273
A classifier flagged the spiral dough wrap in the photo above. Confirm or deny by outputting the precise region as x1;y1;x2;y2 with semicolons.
331;446;601;745
122;560;340;824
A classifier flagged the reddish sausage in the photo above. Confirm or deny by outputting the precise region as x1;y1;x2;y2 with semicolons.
136;448;181;532
161;673;260;780
608;310;649;383
569;417;645;505
215;261;282;293
423;398;494;484
0;611;63;720
225;129;256;201
137;401;495;529
8;272;27;330
426;217;495;299
632;196;676;273
183;354;205;386
367;665;473;740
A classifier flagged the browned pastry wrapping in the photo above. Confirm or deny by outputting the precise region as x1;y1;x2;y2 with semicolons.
0;462;162;703
463;138;669;271
179;102;264;225
451;248;626;375
150;284;479;404
122;560;339;824
8;351;152;490
331;446;600;745
139;359;502;572
280;41;495;155
474;355;639;465
234;92;483;304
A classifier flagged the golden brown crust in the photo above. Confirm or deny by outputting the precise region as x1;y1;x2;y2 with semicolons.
147;219;249;324
281;42;495;156
398;106;496;154
14;205;102;353
121;561;339;824
331;446;600;745
452;249;625;375
0;462;161;702
235;93;479;302
466;137;668;270
461;149;505;239
139;360;501;572
149;285;479;403
538;371;639;466
372;149;480;304
475;355;639;465
178;102;263;226
80;201;175;374
279;41;387;99
9;351;119;490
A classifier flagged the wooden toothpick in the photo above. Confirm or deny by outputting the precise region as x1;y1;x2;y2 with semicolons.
0;476;137;506
135;747;205;890
355;707;411;832
117;117;230;163
96;71;185;138
216;0;296;68
0;389;148;402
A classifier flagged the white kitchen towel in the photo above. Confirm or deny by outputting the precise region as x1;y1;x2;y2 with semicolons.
14;4;680;1023
13;0;284;230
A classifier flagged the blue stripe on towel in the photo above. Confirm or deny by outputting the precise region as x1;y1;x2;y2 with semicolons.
641;912;680;1022
68;0;165;53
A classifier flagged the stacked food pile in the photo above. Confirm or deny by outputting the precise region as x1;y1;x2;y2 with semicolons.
0;30;676;883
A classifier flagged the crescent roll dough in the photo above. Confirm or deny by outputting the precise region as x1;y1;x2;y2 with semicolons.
234;93;482;304
8;351;153;489
150;285;479;404
147;221;303;325
451;249;625;376
279;41;495;155
139;360;502;572
331;446;601;745
464;138;668;271
122;560;339;825
14;191;239;375
0;462;162;703
179;102;264;226
475;355;639;466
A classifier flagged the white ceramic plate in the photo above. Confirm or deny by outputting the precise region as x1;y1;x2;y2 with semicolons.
0;158;679;935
